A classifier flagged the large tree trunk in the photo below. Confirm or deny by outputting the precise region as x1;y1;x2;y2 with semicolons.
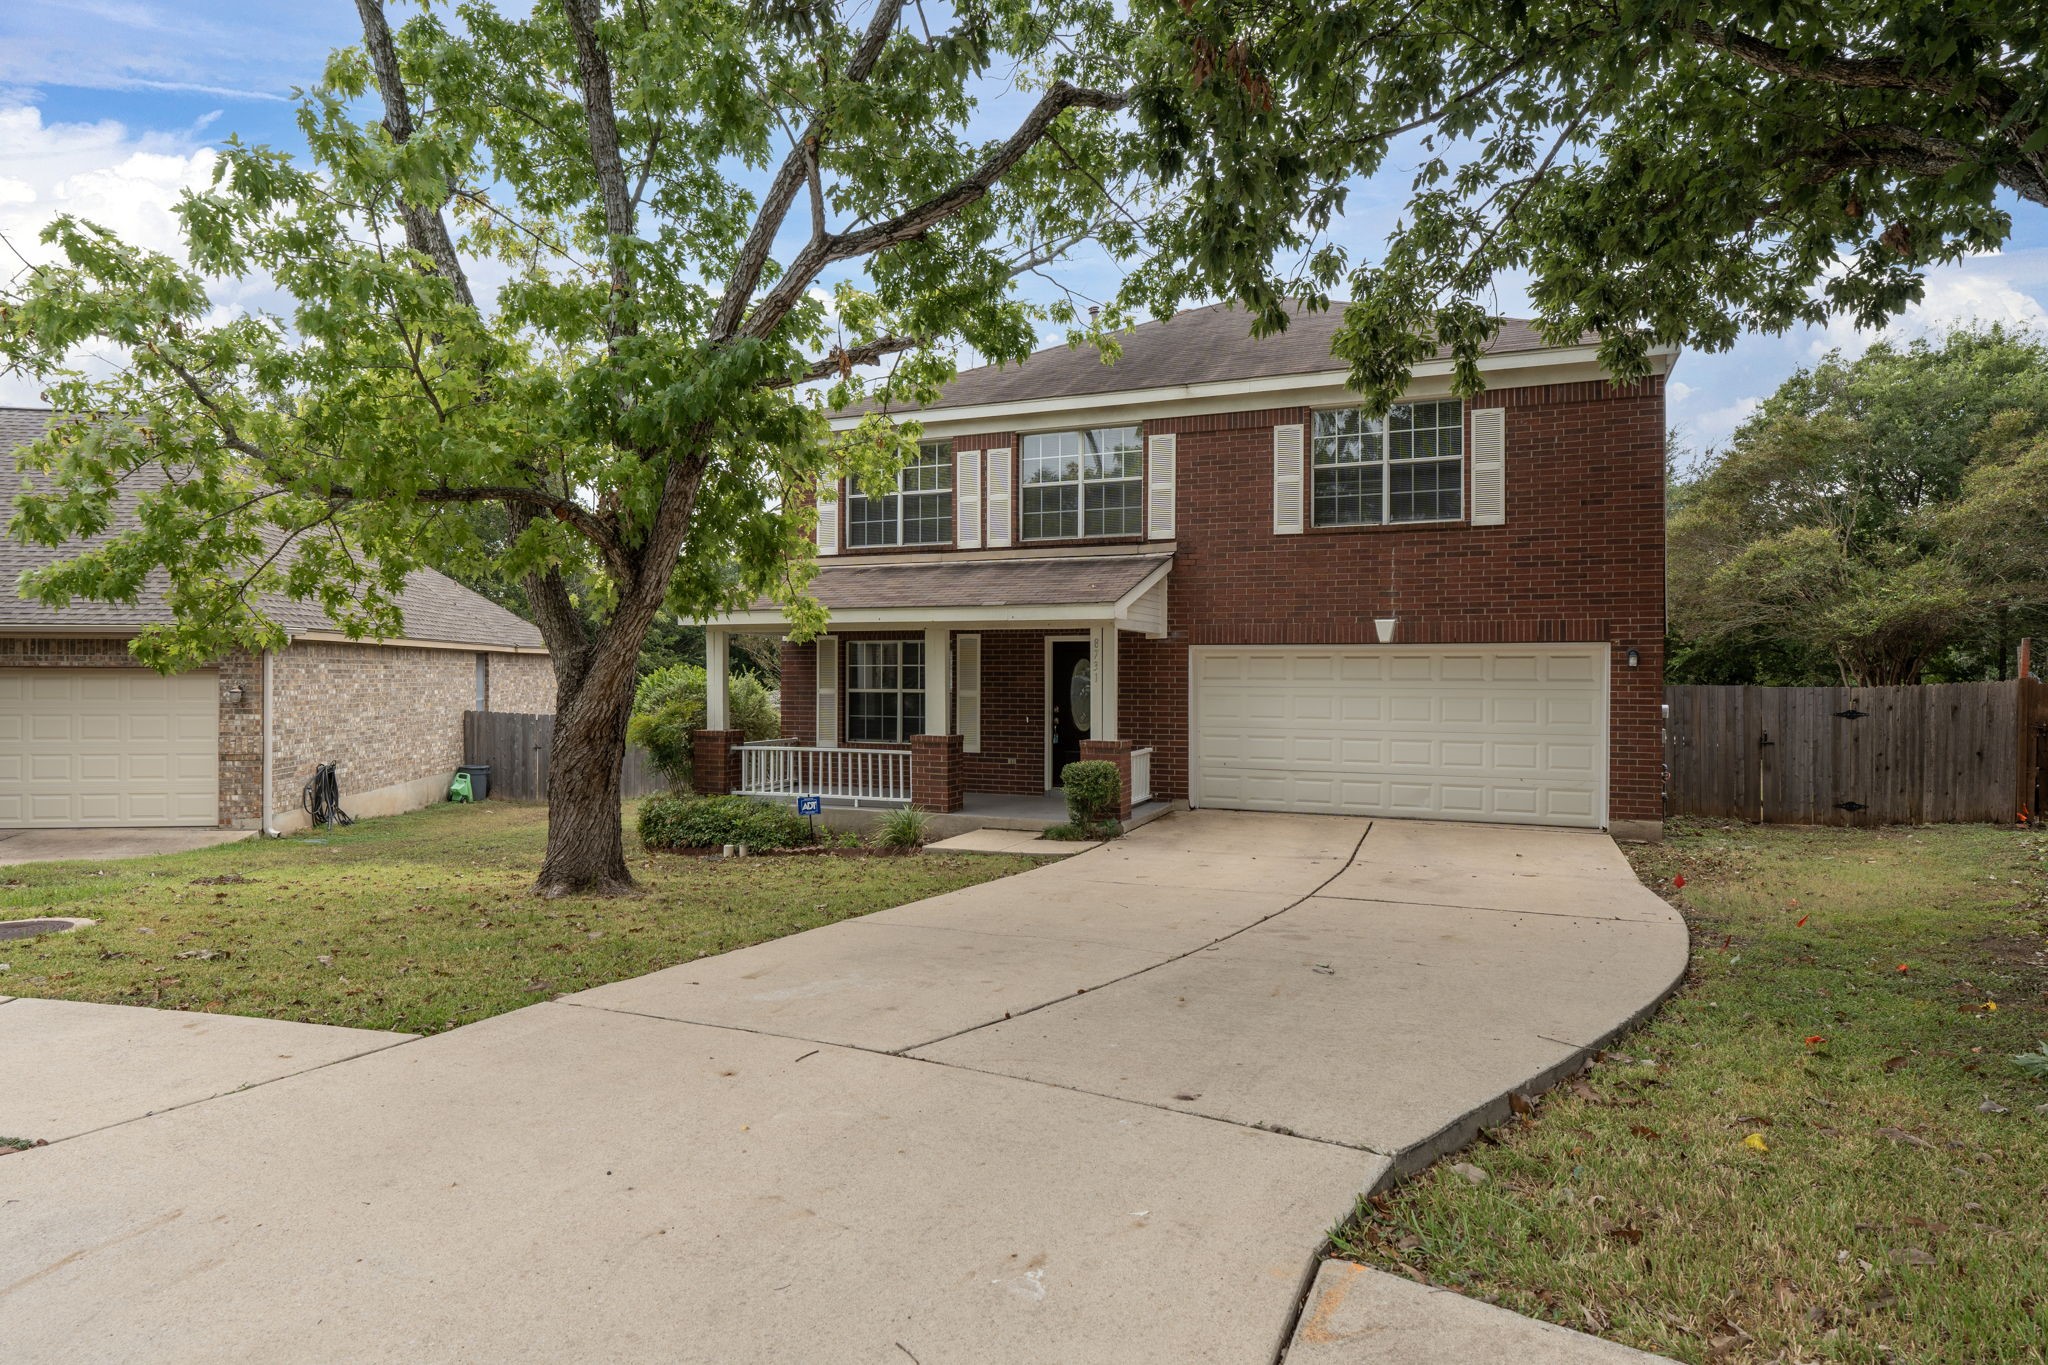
534;662;638;898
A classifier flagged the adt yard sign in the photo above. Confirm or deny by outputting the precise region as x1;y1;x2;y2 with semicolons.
797;795;823;817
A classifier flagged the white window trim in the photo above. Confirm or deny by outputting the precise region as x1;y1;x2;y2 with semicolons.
844;639;927;745
1309;401;1467;529
1019;426;1145;542
847;442;954;549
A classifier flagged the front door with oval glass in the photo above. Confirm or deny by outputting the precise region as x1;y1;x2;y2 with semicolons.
1049;640;1091;783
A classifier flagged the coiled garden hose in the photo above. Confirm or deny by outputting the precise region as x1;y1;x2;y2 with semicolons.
302;762;355;827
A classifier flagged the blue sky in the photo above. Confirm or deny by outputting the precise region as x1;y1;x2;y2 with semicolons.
5;0;2047;454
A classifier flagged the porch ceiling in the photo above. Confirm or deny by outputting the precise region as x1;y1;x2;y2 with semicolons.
707;553;1172;633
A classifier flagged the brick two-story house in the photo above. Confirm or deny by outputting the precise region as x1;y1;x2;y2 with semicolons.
693;304;1671;840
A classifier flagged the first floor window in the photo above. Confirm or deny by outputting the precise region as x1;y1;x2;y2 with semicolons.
1311;400;1464;527
1020;425;1143;540
846;640;925;742
847;441;953;548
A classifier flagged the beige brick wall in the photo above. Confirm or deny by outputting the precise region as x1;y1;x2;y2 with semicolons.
217;648;263;825
269;641;474;820
485;651;556;714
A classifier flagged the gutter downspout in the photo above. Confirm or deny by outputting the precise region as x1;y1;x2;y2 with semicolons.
261;648;277;837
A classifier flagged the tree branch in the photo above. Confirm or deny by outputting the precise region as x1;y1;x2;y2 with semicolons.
746;80;1130;341
770;333;924;388
560;0;639;336
353;0;477;310
710;0;908;342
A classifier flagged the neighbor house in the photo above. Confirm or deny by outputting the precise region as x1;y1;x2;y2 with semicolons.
0;407;554;832
691;304;1671;840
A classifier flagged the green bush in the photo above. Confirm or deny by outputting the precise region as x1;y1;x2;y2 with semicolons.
1060;760;1122;828
626;663;780;790
638;793;811;851
1042;820;1121;842
874;805;932;850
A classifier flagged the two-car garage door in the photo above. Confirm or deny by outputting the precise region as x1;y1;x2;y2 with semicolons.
0;669;219;827
1192;647;1607;827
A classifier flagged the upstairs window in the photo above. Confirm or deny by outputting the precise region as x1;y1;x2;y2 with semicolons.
845;640;925;743
1020;426;1143;540
847;442;953;548
1311;400;1464;527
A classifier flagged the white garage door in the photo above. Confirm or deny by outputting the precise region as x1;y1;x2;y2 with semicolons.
0;668;219;827
1192;647;1607;827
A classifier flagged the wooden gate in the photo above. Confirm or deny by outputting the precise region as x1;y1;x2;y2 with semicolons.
1664;681;2039;826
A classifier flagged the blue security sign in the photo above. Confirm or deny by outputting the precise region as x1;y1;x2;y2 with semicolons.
797;795;823;817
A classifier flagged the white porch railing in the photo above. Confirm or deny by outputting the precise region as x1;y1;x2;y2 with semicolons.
1130;747;1154;805
738;743;911;808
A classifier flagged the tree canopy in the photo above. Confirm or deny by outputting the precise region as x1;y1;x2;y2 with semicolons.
0;0;1146;893
1132;0;2048;408
1669;328;2048;686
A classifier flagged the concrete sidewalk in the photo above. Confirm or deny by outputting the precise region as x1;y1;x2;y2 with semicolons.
0;812;1686;1363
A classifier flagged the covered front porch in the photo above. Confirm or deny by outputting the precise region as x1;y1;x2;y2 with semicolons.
693;553;1172;821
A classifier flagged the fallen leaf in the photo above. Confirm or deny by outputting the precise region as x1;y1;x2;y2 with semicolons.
1570;1078;1600;1104
1874;1126;1936;1150
1508;1091;1535;1116
1882;1056;1909;1072
1888;1247;1936;1267
1629;1124;1662;1140
1795;915;1809;927
1743;1133;1770;1154
1448;1161;1488;1185
1607;1223;1644;1245
1804;1035;1827;1048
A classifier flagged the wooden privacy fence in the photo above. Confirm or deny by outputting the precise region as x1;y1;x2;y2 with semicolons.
1664;680;2047;826
462;710;667;802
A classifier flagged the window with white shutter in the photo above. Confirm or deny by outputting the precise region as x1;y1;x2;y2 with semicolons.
1146;432;1177;539
984;447;1013;547
816;484;840;556
1272;423;1305;535
955;634;982;753
815;636;839;747
1469;407;1506;526
956;450;983;549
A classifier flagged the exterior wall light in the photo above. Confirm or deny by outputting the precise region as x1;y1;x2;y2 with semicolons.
224;683;247;705
1625;648;1641;668
1373;616;1399;644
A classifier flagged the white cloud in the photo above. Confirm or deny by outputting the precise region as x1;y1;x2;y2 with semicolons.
1666;379;1693;404
0;105;228;405
1805;249;2048;360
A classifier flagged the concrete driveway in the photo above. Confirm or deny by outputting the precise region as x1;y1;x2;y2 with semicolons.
0;812;1686;1364
0;827;254;866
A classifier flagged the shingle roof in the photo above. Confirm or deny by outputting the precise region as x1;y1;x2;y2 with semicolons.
761;554;1170;612
854;302;1577;416
1;408;544;650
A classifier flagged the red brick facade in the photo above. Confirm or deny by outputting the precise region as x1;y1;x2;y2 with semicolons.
691;729;746;796
909;733;965;812
780;374;1666;827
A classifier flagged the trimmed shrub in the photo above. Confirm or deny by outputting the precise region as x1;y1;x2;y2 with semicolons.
1060;760;1122;829
874;805;932;851
627;663;780;790
638;793;811;851
1041;820;1121;842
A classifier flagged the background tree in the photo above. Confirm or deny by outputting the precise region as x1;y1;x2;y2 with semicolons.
1;0;1143;895
1668;329;2048;685
1130;0;2047;407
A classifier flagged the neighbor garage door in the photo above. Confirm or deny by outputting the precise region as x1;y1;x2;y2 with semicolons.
1192;647;1606;827
0;668;219;826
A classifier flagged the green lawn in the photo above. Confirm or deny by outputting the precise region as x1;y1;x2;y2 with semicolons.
0;802;1041;1034
1333;821;2048;1365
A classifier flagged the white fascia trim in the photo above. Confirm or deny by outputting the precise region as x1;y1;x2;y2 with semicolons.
1110;558;1174;618
704;601;1146;631
828;343;1678;434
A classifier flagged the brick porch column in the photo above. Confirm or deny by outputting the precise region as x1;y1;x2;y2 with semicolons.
1078;738;1136;820
910;733;965;812
690;729;745;796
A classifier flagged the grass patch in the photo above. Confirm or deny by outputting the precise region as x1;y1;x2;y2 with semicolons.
1332;821;2048;1364
0;801;1042;1034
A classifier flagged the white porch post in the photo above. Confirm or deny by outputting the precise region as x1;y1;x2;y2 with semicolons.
1091;622;1118;741
924;625;950;736
705;626;731;730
